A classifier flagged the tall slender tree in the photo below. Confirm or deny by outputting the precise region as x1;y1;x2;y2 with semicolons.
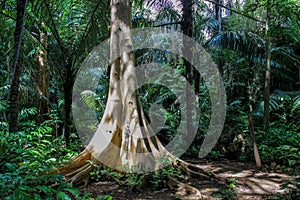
263;5;271;134
181;0;194;139
9;0;28;132
37;21;49;123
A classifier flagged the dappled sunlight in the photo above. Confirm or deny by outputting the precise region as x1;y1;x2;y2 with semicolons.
190;160;295;199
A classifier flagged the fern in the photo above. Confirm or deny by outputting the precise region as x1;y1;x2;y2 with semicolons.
258;90;300;127
18;107;38;121
292;94;300;113
81;90;103;111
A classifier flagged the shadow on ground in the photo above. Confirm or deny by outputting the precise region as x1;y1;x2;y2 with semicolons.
81;160;298;200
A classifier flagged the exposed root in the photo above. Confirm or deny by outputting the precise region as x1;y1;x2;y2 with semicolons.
174;158;226;185
175;160;210;179
53;149;229;200
67;163;94;186
52;129;226;196
56;148;93;175
65;160;93;177
52;148;97;186
167;175;202;200
150;135;223;183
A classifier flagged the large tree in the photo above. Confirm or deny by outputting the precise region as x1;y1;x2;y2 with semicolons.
56;0;224;198
59;0;166;175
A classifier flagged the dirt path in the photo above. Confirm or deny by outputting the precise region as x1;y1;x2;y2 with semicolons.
81;160;297;199
195;160;294;199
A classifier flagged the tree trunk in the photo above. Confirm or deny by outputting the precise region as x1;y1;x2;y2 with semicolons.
58;0;164;175
263;10;271;135
56;2;220;198
248;108;262;169
37;23;49;123
226;0;232;17
193;68;200;110
63;58;74;146
9;0;28;133
215;0;222;32
181;0;193;139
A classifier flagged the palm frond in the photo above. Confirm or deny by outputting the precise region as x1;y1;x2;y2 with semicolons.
143;0;182;27
205;30;300;76
272;46;300;68
292;93;300;113
205;31;265;61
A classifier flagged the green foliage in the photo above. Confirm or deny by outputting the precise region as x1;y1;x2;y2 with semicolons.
267;90;300;129
207;150;225;160
213;177;238;200
214;187;237;200
0;1;299;199
97;195;113;200
148;157;184;188
90;164;146;187
250;90;300;170
90;158;183;190
0;120;84;199
256;128;300;171
138;82;181;146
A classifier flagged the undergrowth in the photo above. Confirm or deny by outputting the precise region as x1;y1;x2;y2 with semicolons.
90;158;184;190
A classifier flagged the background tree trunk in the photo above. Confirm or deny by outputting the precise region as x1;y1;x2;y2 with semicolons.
9;0;28;133
215;0;222;32
63;57;74;146
248;103;262;169
181;0;193;139
263;9;271;135
37;22;49;123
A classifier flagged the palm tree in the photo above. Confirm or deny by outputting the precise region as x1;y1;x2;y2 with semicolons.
26;0;110;144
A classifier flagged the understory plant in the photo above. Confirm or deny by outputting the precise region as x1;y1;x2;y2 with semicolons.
0;115;85;199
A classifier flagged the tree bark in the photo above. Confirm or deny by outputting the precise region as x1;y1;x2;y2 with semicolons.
248;109;262;169
215;0;222;32
58;0;164;175
181;0;193;139
9;0;28;133
63;57;74;146
37;22;49;123
263;9;271;135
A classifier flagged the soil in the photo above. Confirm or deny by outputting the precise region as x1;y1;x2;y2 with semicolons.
80;160;298;200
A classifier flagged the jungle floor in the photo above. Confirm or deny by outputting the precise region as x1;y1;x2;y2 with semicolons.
80;159;299;200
